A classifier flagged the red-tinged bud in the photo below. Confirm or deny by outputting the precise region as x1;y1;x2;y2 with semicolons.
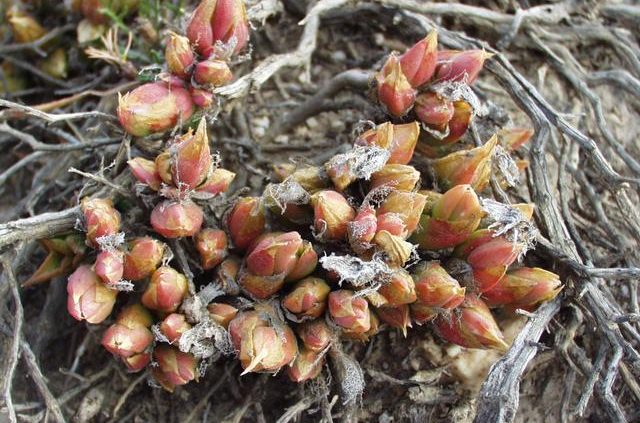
81;198;121;247
328;290;370;333
6;7;45;43
186;0;250;57
483;267;562;310
435;296;508;351
355;121;420;165
376;305;411;337
454;230;525;292
297;320;332;352
94;250;124;285
151;200;204;239
207;303;238;328
348;206;378;251
128;157;161;190
195;229;228;270
419;100;473;148
214;256;241;295
190;87;215;108
373;230;414;267
122;353;151;372
282;277;330;319
411;184;483;250
343;309;379;341
142;267;188;313
165;32;195;78
197;168;236;195
369;164;420;192
228;311;298;374
376;213;408;238
117;82;194;137
310;190;356;241
414;92;454;130
433;134;497;191
245;232;303;277
378;269;417;306
67;265;117;324
153;345;198;391
411;302;437;325
412;261;465;309
273;165;330;193
122;237;165;281
172;119;212;189
434;50;492;85
288;348;323;383
102;305;153;358
497;127;534;151
194;59;233;86
376;55;417;117
378;191;427;235
286;241;318;282
160;313;192;343
400;31;438;88
239;272;285;299
227;197;266;251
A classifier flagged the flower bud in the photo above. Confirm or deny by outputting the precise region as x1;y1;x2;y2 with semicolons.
117;82;194;137
239;272;285;299
497;127;533;151
412;261;465;309
414;92;454;131
378;269;417;306
102;305;153;358
376;305;411;337
324;156;356;192
287;241;318;282
369;164;420;192
160;313;192;343
81;198;121;247
373;230;414;267
297;320;332;352
282;277;330;319
165;32;195;78
128;157;161;190
411;302;437;325
273;165;330;193
376;55;417;117
328;290;370;333
195;228;228;270
378;191;427;235
421;100;473;148
482;267;561;310
207;303;238;328
355;121;420;165
171;119;212;189
142;266;188;313
122;237;165;281
194;59;233;86
190;87;215;108
122;353;151;372
197;168;236;196
152;345;198;392
411;184;483;250
186;0;250;57
310;190;356;241
432;134;497;191
94;250;124;285
228;311;298;374
435;296;508;351
67;265;117;324
347;206;377;251
214;256;241;295
288;348;323;383
434;50;492;85
376;213;407;238
245;232;303;277
151;200;204;239
227;197;266;251
343;309;379;341
7;7;46;43
400;31;438;87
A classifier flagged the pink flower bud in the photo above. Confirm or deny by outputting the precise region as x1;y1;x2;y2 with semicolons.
355;121;420;165
153;345;198;391
432;134;497;191
190;87;215;108
122;353;151;373
482;267;562;310
310;190;356;241
186;0;250;57
378;191;427;236
151;200;204;239
245;231;304;277
165;32;195;78
207;303;238;328
194;59;233;86
227;197;266;251
497;127;534;151
420;100;473;148
160;313;192;343
286;241;318;282
376;55;417;117
94;250;124;285
67;265;117;324
142;266;189;313
435;296;508;351
342;309;379;342
376;213;407;238
197;168;236;195
328;290;370;333
171;119;212;189
297;320;332;352
288;348;323;383
128;157;161;190
399;31;438;88
414;92;454;131
373;230;414;267
122;237;165;281
102;304;153;358
412;261;465;309
347;206;377;251
434;50;492;85
282;277;330;319
81;198;121;247
195;228;228;270
376;305;412;337
378;269;417;306
239;272;286;299
117;82;194;137
369;164;420;192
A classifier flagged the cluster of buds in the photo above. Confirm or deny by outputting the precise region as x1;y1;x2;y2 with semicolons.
117;0;249;136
